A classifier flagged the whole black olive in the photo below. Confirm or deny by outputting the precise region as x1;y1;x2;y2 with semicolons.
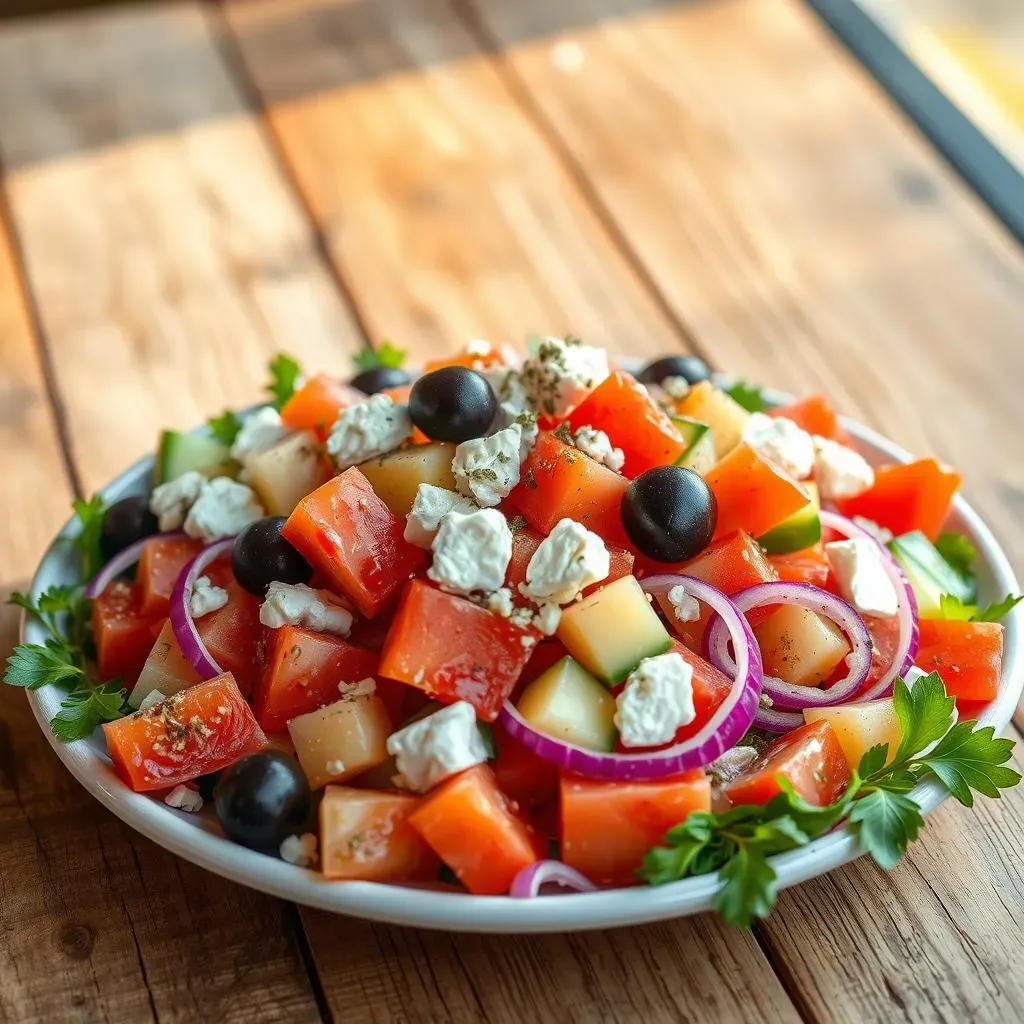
214;752;311;852
408;367;497;443
621;466;717;562
231;517;312;597
100;495;160;561
350;365;411;395
637;355;711;387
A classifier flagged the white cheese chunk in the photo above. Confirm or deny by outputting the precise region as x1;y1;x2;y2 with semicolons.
164;785;204;813
615;652;696;748
813;436;874;500
280;833;319;867
452;425;522;507
660;376;691;400
231;407;291;461
667;583;701;623
150;471;206;532
260;581;354;637
573;425;625;473
326;393;412;468
428;508;513;596
386;701;488;793
184;477;264;543
825;538;899;617
485;587;515;617
742;412;815;479
404;484;478;549
532;602;562;636
520;517;610;605
189;575;229;619
520;337;609;418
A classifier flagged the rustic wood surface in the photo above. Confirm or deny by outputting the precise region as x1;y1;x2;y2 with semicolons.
0;0;1021;1021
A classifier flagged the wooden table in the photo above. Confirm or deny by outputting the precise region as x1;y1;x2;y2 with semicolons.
1;1;1022;1020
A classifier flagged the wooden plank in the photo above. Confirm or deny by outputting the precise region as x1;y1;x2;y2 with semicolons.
462;0;1024;1017
221;2;801;1021
0;5;355;1022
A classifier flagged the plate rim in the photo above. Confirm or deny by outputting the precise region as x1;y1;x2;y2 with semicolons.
21;399;1024;933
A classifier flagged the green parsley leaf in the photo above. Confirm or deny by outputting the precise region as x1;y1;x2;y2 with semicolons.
917;722;1021;806
4;640;83;689
847;788;924;869
207;409;241;446
50;682;130;742
724;381;769;413
890;673;956;767
72;494;107;578
714;847;777;928
972;593;1024;623
935;531;976;577
858;743;890;778
266;354;303;411
938;593;975;621
352;341;407;373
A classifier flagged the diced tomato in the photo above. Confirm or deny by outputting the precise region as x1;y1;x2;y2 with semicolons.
856;613;902;696
408;765;542;895
280;373;365;442
770;544;831;589
506;432;630;548
706;443;812;540
648;531;779;650
320;786;439;881
915;619;1003;703
378;581;534;721
836;459;961;541
103;673;268;792
770;394;852;445
255;625;381;733
724;720;851;807
566;370;687;477
195;580;263;697
138;536;204;619
492;728;560;809
92;581;161;684
560;770;711;886
282;468;426;618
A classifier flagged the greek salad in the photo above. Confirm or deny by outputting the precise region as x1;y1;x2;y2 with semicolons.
6;339;1021;926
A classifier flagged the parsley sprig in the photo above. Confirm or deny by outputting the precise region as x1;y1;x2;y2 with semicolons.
72;495;107;579
207;409;241;446
353;340;407;374
724;381;769;413
937;592;1023;623
4;585;130;741
266;353;303;411
640;673;1020;926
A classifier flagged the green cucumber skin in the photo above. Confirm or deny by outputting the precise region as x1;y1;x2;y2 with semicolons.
759;517;822;556
154;430;235;485
889;531;976;605
605;635;673;686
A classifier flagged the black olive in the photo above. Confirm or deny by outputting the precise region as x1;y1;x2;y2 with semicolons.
100;495;160;561
637;355;711;387
349;365;411;396
231;516;312;597
621;466;717;562
213;752;311;852
408;366;497;443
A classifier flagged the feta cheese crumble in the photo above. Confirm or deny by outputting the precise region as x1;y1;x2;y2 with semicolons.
339;677;377;699
519;336;609;418
189;575;229;619
164;785;203;813
615;652;696;748
813;436;874;500
452;424;523;507
660;376;691;400
261;581;354;636
150;471;206;532
572;425;625;473
404;484;478;549
825;538;899;617
667;583;701;623
532;602;562;636
485;587;515;617
520;517;610;605
280;833;319;867
428;508;513;596
742;412;815;479
326;394;412;468
184;477;264;543
386;701;489;793
231;407;291;461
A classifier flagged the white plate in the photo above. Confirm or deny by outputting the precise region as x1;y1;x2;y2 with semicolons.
21;406;1023;933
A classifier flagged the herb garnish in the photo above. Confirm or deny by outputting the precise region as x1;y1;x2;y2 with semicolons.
724;381;770;413
72;495;107;579
352;340;407;373
266;353;303;411
937;592;1024;623
207;410;242;446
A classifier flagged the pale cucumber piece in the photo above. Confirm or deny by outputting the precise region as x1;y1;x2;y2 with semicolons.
517;657;617;752
759;483;821;555
155;429;235;484
754;603;850;686
246;430;325;516
888;530;975;617
672;416;717;475
128;619;200;708
557;575;671;685
674;381;750;458
804;700;900;770
359;442;457;518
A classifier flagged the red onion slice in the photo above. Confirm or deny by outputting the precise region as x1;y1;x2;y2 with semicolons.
820;510;919;701
169;537;236;680
753;703;805;733
706;582;872;710
84;532;186;598
509;860;597;898
499;576;762;780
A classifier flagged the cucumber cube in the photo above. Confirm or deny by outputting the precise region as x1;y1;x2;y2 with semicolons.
516;657;616;752
758;483;822;554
